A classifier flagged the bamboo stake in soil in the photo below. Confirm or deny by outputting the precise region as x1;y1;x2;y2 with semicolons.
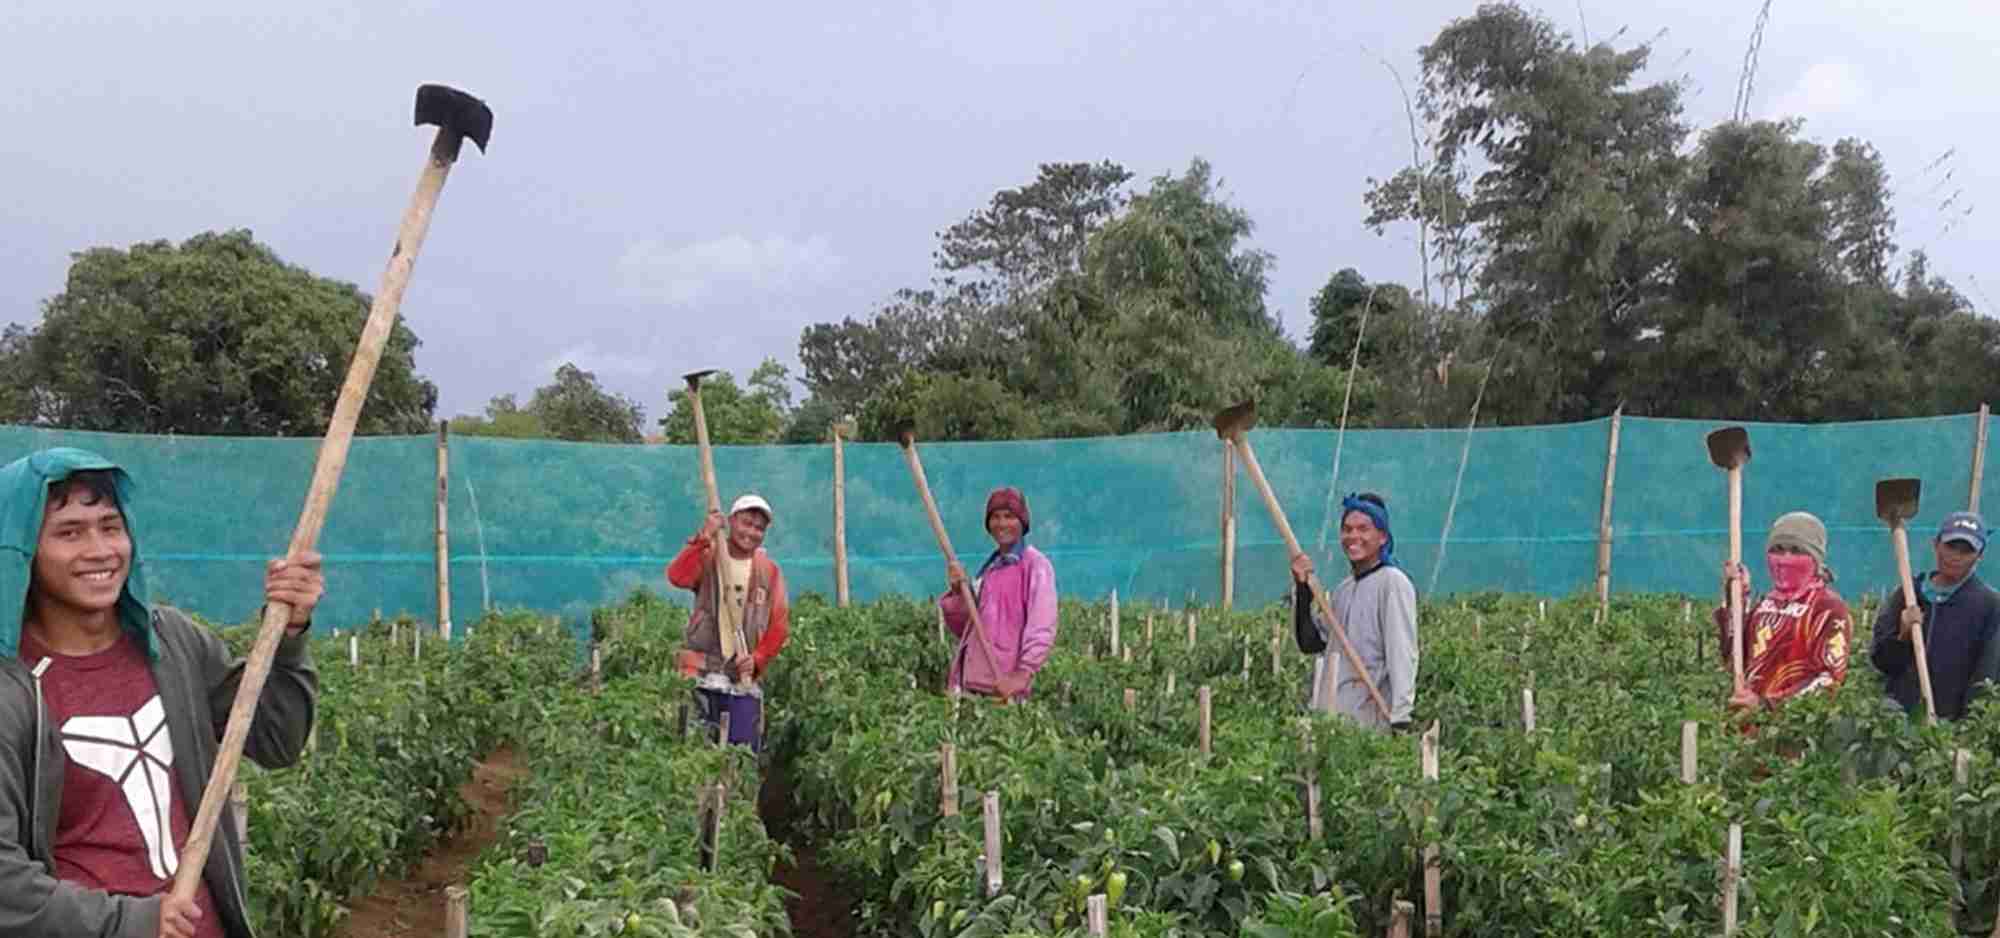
1198;686;1213;755
1390;900;1415;938
941;743;959;817
1087;894;1108;936
1521;689;1537;733
348;635;358;668
1110;589;1121;658
832;420;850;607
983;792;1003;896
1422;723;1442;937
1145;611;1154;646
1682;721;1699;785
1722;823;1742;935
445;885;469;938
1123;688;1136;712
1955;748;1971;872
1186;610;1196;645
435;420;451;640
1595;407;1622;625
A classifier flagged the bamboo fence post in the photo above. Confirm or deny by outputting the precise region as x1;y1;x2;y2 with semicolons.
832;420;850;607
348;635;358;668
1186;610;1196;645
1422;723;1442;937
1122;645;1133;664
1681;721;1699;785
1145;611;1155;646
941;743;959;817
1123;688;1136;712
1955;748;1971;872
1222;441;1236;611
413;624;422;663
1166;673;1176;696
589;643;602;693
1389;899;1415;938
698;781;725;871
1521;689;1536;733
1198;686;1213;755
1722;823;1742;935
435;420;451;640
1110;589;1121;658
445;885;469;938
1974;404;1990;513
1595;407;1622;625
1087;894;1109;935
983;791;1003;896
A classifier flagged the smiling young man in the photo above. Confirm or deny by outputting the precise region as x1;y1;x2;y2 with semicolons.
1871;511;2000;721
0;448;319;938
667;493;789;751
1291;492;1418;730
939;487;1058;702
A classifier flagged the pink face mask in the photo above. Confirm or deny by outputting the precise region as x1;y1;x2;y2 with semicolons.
1766;551;1820;597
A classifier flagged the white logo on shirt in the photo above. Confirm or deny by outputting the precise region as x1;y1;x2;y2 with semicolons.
60;696;179;878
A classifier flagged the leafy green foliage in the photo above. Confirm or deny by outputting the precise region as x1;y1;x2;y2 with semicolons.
454;363;645;443
1;230;437;435
223;610;574;937
659;360;795;445
755;590;1991;937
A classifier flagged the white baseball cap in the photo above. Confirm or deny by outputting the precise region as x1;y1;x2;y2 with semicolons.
729;493;773;522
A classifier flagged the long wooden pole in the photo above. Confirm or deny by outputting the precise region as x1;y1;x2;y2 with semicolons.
171;110;482;903
1891;523;1940;725
1221;442;1236;610
1728;464;1746;692
1225;434;1391;722
1973;403;1989;513
1594;407;1622;624
832;421;850;607
435;419;451;640
898;436;1007;692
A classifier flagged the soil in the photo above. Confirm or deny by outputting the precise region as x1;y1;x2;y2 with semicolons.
759;765;857;938
334;746;524;937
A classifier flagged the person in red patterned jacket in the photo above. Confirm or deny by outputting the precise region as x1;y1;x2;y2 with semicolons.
1714;511;1853;716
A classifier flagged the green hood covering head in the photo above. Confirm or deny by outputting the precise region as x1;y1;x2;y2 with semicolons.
0;447;154;660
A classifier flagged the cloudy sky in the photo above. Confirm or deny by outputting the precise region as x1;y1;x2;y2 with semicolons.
5;1;1992;426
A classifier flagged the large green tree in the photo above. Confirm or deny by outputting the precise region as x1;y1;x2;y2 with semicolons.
450;363;644;443
658;359;794;445
2;230;437;435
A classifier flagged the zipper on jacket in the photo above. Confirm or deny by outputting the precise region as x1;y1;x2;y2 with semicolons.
29;657;49;860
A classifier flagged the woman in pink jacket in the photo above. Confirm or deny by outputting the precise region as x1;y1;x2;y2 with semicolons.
939;487;1060;700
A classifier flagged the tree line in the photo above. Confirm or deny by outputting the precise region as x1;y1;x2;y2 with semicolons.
4;3;1988;443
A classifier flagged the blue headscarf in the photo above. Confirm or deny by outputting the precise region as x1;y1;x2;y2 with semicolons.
1340;494;1396;568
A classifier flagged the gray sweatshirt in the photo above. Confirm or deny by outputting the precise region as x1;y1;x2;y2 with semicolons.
1299;564;1419;727
0;608;316;937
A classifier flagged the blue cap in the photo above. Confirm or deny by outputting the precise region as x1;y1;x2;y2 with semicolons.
1938;511;1987;552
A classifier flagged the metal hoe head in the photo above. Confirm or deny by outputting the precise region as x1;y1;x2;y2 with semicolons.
1705;426;1751;470
1211;400;1259;441
1875;477;1922;526
682;368;719;392
414;84;494;157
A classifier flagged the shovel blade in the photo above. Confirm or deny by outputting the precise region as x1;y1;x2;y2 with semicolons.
1705;426;1751;470
1212;400;1258;440
1875;477;1922;525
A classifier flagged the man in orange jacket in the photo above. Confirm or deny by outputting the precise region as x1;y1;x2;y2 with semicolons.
666;493;789;751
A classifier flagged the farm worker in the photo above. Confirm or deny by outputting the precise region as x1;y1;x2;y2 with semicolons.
1290;492;1418;731
1714;512;1854;715
668;493;790;752
1869;511;2000;721
939;487;1058;702
0;447;320;938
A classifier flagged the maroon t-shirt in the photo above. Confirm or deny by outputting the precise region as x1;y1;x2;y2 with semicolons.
19;630;224;937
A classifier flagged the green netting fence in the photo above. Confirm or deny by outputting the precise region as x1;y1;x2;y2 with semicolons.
1;411;1988;631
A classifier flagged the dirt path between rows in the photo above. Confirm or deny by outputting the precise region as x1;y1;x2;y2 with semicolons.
759;765;857;938
334;746;524;937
